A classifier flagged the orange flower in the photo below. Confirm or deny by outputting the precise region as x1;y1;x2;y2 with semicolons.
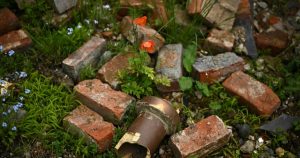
133;16;147;26
140;40;155;53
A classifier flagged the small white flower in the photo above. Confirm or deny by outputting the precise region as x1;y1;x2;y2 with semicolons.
84;19;90;24
67;27;73;35
2;112;7;116
2;98;6;102
13;105;19;112
19;71;27;78
94;20;99;25
77;23;82;29
0;45;3;52
8;50;15;56
19;96;24;101
24;89;31;94
11;126;17;131
2;122;7;128
103;4;111;10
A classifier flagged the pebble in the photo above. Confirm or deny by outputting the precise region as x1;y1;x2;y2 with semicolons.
256;137;264;149
257;2;268;9
240;140;255;153
275;147;285;157
236;124;251;139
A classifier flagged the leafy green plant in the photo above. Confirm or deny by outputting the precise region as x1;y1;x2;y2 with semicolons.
118;51;170;98
183;44;197;73
79;64;97;81
179;76;211;97
293;120;300;132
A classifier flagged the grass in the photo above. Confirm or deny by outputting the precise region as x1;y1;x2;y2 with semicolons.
1;0;300;157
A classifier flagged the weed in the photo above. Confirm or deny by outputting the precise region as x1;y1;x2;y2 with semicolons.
118;51;170;98
79;64;97;81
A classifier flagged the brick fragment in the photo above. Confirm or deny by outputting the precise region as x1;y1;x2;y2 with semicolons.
0;29;32;53
204;29;235;54
0;8;21;36
222;71;281;117
120;16;165;53
155;44;183;92
63;105;115;152
170;115;232;158
254;30;289;55
74;79;134;124
51;0;77;14
62;36;106;81
193;52;245;84
187;0;240;30
97;52;136;88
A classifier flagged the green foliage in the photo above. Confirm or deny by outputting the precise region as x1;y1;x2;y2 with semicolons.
179;77;211;97
183;44;197;73
179;76;193;91
208;101;221;111
118;51;170;98
79;64;97;81
293;120;300;132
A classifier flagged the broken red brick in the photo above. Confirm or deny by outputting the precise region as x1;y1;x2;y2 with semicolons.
254;30;289;55
97;52;136;88
222;71;281;117
62;36;106;81
63;105;115;152
193;52;245;84
0;29;32;53
74;79;134;124
170;115;232;158
187;0;240;30
0;8;21;36
204;29;235;54
120;16;165;53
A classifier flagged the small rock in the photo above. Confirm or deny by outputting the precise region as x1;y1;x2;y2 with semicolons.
240;140;255;154
50;0;78;14
257;2;268;9
275;147;285;157
260;114;300;133
204;29;235;54
236;124;251;139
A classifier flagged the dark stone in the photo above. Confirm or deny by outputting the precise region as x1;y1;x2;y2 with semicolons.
236;124;251;139
260;114;300;133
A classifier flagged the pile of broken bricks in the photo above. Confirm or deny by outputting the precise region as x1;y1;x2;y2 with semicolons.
59;0;292;157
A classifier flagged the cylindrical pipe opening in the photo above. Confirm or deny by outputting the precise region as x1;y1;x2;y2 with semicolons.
118;143;148;158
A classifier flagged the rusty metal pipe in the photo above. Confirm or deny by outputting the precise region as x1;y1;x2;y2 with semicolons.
115;96;180;158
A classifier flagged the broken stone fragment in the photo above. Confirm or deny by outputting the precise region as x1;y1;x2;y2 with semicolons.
193;52;245;84
203;29;235;54
62;36;106;82
234;0;258;58
0;8;21;36
43;10;73;27
97;52;136;89
119;0;168;24
15;0;36;9
50;0;77;14
74;79;134;124
260;114;300;133
63;105;115;152
120;16;165;53
0;29;32;53
155;44;183;92
187;0;240;30
254;30;289;55
115;96;180;157
223;71;281;117
0;80;13;96
170;115;232;158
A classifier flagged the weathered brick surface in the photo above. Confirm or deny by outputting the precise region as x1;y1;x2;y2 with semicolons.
120;16;165;54
155;44;183;92
254;30;289;55
74;79;134;124
193;52;245;84
187;0;240;30
51;0;77;14
222;71;281;117
0;8;21;36
120;0;151;7
62;36;106;81
0;29;32;53
63;105;115;152
97;52;135;88
204;29;235;54
15;0;35;9
170;115;232;158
